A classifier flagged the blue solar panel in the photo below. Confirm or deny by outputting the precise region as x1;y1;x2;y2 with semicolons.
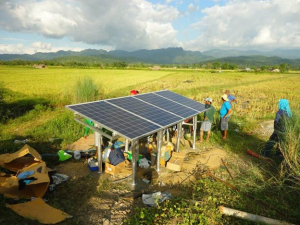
155;90;206;112
66;90;207;141
67;101;161;140
134;93;199;118
107;97;182;127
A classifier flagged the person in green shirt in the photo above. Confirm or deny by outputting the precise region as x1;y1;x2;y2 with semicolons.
199;98;216;142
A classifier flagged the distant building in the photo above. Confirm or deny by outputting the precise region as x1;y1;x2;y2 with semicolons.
33;64;46;69
272;69;280;73
152;66;161;71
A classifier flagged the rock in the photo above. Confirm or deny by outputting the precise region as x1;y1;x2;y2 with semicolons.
103;218;110;225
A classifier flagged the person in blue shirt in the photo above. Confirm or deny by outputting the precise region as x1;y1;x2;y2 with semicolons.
220;94;232;139
225;90;236;104
261;99;292;157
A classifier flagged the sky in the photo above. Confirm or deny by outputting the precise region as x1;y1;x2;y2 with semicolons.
0;0;300;54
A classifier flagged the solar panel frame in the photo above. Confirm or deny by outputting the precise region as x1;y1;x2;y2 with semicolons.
66;101;162;140
66;90;207;141
133;93;200;118
107;96;183;127
154;90;207;112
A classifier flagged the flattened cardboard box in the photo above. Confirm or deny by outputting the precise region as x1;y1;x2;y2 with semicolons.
166;152;185;171
105;161;130;175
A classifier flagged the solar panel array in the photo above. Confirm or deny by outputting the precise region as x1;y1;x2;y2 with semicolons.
135;93;199;118
66;90;206;140
107;97;182;127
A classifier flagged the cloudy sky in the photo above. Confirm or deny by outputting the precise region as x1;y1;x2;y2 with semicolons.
0;0;299;54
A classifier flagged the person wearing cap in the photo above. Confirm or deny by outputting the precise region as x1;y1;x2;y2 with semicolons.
199;98;216;142
220;94;232;139
225;90;236;104
130;90;139;96
261;99;292;158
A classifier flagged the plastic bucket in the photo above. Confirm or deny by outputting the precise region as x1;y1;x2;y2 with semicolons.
74;151;81;160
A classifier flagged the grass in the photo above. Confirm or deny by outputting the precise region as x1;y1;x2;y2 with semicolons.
0;66;171;104
280;115;300;186
1;65;300;224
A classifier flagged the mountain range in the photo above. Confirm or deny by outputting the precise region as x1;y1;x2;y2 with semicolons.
1;47;300;66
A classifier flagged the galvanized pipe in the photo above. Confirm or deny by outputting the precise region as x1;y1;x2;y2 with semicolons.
156;130;163;172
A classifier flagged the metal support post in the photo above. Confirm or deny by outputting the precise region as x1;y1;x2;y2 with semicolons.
192;115;198;149
131;139;139;186
97;135;103;173
176;122;182;152
156;130;163;172
125;139;129;152
166;128;170;142
94;123;103;173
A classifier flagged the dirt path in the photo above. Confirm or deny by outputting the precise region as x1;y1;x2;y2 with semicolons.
52;137;230;224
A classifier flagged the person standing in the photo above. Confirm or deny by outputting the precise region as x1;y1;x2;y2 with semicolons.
225;90;236;104
199;98;216;142
220;94;232;139
261;99;292;157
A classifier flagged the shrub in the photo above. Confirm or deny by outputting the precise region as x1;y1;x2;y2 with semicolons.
71;76;101;104
280;114;300;186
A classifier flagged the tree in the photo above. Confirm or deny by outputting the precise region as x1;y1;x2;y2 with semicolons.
112;61;127;68
221;63;229;70
212;61;221;69
279;63;288;73
228;64;238;70
261;65;268;71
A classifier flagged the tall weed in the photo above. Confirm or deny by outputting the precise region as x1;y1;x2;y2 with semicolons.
65;76;103;104
280;114;300;186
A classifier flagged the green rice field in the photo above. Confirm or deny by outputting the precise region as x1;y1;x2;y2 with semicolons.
0;65;300;224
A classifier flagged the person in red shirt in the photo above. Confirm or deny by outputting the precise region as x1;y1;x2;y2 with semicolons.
130;90;139;96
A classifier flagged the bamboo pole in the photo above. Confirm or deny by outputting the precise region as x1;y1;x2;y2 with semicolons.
221;158;233;179
218;206;294;225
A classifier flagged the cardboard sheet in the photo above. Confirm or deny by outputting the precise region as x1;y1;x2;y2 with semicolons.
0;144;43;172
65;134;95;151
7;198;72;224
1;145;71;223
0;162;50;198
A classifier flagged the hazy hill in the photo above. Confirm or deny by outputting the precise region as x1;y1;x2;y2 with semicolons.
203;49;300;59
0;47;213;64
107;47;213;64
0;47;300;67
202;55;300;68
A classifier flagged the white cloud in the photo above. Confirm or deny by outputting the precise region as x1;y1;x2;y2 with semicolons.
252;26;277;45
185;0;300;51
0;43;87;54
0;0;180;51
31;41;52;51
188;3;199;13
0;43;31;54
1;0;299;53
